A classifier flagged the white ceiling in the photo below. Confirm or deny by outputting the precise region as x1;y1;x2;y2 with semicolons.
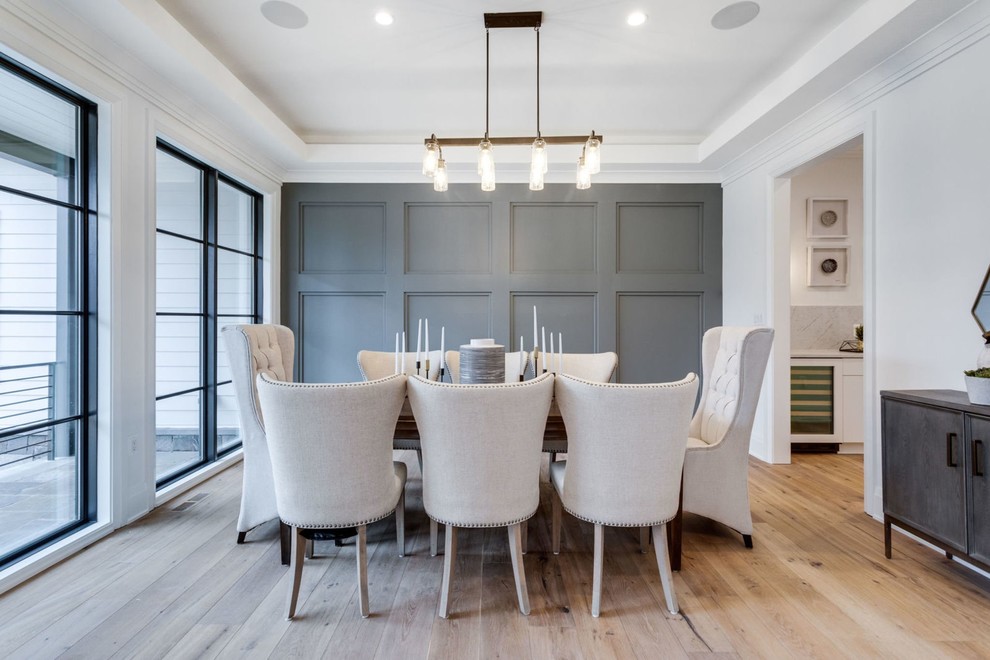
157;0;866;145
31;0;977;179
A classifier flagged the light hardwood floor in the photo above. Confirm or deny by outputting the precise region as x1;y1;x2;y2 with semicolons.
3;453;990;659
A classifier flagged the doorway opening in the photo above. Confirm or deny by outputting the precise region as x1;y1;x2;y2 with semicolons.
770;134;871;507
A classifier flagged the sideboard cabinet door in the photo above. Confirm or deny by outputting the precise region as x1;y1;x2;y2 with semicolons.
969;415;990;564
882;399;967;552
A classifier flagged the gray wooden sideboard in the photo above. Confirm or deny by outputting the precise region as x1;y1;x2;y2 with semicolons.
881;389;990;570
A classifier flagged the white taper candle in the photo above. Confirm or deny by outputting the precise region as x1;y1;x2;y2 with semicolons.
558;332;562;374
440;326;445;370
394;332;399;375
401;331;407;374
416;318;422;363
549;332;555;373
533;306;538;348
519;336;525;377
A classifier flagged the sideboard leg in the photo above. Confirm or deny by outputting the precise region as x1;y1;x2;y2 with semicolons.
884;515;892;559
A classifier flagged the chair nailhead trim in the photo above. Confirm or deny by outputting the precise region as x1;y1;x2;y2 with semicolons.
260;373;404;390
427;511;536;528
557;373;695;390
560;504;674;529
281;507;396;529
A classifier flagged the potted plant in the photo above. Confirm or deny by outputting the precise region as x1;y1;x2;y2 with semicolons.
964;367;990;405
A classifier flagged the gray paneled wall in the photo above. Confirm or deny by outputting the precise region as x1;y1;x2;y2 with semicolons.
281;183;722;384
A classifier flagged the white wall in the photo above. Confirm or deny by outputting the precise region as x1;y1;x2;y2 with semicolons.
720;1;990;517
0;1;282;590
789;155;864;307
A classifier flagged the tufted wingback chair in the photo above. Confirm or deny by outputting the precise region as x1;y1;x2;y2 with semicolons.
221;324;294;552
682;326;774;548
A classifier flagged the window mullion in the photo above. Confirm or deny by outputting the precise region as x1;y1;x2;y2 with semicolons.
203;170;218;464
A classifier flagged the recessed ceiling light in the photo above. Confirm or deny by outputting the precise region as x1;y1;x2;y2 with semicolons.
711;1;760;30
627;11;648;27
375;10;394;26
260;1;308;30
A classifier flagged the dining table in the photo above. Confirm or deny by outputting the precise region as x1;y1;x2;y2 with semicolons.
391;398;685;571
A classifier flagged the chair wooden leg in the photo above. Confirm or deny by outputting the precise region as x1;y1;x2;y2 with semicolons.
416;449;424;476
508;523;530;615
552;491;562;555
640;527;650;554
430;519;440;557
305;538;315;560
286;526;306;620
653;523;678;615
357;525;369;618
743;534;754;549
279;521;291;566
236;531;247;544
438;526;458;618
521;519;528;555
396;491;406;557
592;523;604;618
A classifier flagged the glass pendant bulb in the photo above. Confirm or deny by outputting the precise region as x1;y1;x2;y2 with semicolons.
576;155;591;190
433;158;448;192
422;139;440;177
585;135;601;174
531;137;548;175
529;157;544;191
481;170;496;192
478;139;495;177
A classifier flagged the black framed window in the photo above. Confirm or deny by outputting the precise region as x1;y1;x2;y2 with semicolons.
155;141;262;487
0;53;97;568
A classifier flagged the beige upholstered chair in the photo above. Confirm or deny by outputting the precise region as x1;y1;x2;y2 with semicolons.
357;349;443;381
683;326;774;548
221;324;294;553
431;349;528;556
551;372;699;617
407;373;554;618
531;351;617;382
256;373;408;619
443;350;528;383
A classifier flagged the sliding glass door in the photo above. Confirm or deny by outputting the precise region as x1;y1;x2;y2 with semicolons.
0;54;97;567
155;142;261;486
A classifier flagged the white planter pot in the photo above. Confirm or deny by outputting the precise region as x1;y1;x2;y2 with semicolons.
965;376;990;405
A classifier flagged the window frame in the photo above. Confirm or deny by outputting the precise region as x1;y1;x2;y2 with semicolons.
0;52;98;569
154;140;262;488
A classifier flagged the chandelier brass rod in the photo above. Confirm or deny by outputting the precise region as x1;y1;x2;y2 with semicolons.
426;135;603;147
485;29;490;140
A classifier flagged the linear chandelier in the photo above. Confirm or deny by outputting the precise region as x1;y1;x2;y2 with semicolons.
421;12;603;192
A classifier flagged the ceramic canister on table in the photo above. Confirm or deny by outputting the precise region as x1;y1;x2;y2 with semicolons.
459;339;505;384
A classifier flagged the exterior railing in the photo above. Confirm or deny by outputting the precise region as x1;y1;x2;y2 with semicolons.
0;362;55;466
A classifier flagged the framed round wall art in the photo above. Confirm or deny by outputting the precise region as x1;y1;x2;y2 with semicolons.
807;198;849;238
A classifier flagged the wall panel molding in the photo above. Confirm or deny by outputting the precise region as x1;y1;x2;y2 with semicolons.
282;183;721;382
299;202;385;274
510;202;597;274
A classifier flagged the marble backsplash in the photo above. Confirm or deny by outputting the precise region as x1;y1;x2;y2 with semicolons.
791;306;863;350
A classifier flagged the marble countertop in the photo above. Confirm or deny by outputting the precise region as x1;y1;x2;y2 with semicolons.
791;348;863;359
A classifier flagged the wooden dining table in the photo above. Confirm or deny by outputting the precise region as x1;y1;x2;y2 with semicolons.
392;399;685;571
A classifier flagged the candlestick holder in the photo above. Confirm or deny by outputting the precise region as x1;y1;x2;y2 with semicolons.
416;360;422;377
424;359;431;380
533;347;540;378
